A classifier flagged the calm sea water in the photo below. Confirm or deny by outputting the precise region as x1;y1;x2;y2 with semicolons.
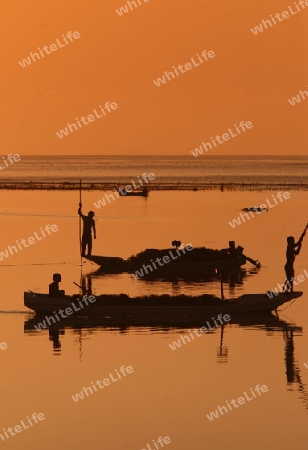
1;155;308;185
0;189;308;449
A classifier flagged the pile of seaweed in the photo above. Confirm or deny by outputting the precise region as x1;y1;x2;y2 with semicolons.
127;247;224;264
93;293;227;306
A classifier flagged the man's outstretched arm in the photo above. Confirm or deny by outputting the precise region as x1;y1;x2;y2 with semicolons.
295;244;302;256
78;203;85;219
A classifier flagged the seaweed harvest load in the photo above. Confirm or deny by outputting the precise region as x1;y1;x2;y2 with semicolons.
86;245;249;276
127;246;222;264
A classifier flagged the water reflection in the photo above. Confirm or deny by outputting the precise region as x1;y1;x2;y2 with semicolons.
90;267;259;291
48;327;64;355
283;329;308;409
24;312;302;358
217;325;229;364
81;274;93;296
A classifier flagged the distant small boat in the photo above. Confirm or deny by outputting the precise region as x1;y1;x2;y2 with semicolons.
242;207;268;212
24;291;302;319
116;187;148;197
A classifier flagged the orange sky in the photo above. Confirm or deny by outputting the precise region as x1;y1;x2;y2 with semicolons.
2;0;308;155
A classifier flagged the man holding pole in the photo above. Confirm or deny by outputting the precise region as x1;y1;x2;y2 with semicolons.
283;224;308;293
78;203;96;257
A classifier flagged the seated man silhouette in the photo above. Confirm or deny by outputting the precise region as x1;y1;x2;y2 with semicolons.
49;273;65;297
221;241;260;267
221;241;239;257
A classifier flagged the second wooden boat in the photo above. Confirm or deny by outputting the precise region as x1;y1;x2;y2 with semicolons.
85;254;247;275
24;291;302;321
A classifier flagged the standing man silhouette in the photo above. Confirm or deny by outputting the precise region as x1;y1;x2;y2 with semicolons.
283;225;307;292
78;203;96;257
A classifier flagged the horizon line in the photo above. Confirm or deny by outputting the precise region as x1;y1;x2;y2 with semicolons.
8;154;308;157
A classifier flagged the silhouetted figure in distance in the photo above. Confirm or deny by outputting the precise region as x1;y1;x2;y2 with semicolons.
49;273;65;297
78;203;96;256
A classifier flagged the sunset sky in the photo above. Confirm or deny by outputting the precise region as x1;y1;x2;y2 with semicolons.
2;0;308;155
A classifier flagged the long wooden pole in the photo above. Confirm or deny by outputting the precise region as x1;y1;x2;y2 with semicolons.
298;223;308;246
220;270;225;300
79;179;82;266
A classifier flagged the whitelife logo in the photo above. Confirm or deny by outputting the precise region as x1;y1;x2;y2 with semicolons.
0;224;58;261
93;173;155;209
250;1;308;35
71;365;134;403
266;268;308;298
153;50;215;87
169;314;231;351
18;31;81;68
131;244;193;279
141;436;172;450
191;121;253;157
0;153;21;171
228;192;290;228
206;385;269;421
288;88;308;106
116;0;149;16
34;295;97;331
55;102;118;139
0;413;45;442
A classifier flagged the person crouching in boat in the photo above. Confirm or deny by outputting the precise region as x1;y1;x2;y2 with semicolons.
78;203;96;257
221;241;240;257
49;273;65;297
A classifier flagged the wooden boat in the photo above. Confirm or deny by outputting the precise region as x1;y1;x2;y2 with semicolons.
24;291;302;321
116;187;148;197
242;207;268;212
85;254;247;274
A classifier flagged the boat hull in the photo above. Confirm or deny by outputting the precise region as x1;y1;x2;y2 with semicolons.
24;291;302;322
119;191;147;197
85;255;247;274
